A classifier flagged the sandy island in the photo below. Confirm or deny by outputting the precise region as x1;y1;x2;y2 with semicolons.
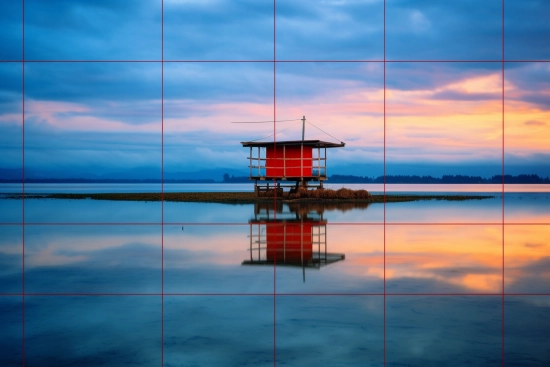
6;189;494;204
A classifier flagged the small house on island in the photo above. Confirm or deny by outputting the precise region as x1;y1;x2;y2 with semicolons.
241;139;345;194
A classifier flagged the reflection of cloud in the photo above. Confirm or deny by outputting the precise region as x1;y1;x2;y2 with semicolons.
505;225;550;292
26;247;87;268
386;225;503;292
24;228;161;269
4;290;547;366
21;296;162;366
26;241;161;269
387;256;502;292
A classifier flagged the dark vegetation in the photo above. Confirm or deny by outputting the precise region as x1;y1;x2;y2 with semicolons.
224;173;550;184
5;189;492;204
222;174;250;183
285;201;372;214
257;187;372;200
328;174;550;184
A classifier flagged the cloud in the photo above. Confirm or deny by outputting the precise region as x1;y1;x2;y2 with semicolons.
386;0;502;60
5;0;550;63
524;243;543;248
24;62;162;104
408;9;431;31
504;63;550;109
0;1;22;60
164;0;274;60
387;63;502;92
524;120;546;126
505;0;550;60
276;0;384;60
431;90;499;102
164;62;273;103
24;0;161;60
0;64;22;116
276;62;383;101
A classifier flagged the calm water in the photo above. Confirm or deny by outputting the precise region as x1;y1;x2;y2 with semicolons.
1;184;549;366
2;182;550;193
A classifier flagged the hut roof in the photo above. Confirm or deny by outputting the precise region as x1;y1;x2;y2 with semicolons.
241;140;345;148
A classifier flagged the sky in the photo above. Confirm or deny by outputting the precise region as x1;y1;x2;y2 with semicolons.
0;0;549;179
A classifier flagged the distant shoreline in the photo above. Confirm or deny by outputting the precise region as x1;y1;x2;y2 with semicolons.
0;173;549;185
4;192;494;204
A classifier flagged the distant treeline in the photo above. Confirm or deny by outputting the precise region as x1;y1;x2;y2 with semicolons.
328;174;550;184
2;174;549;184
222;173;550;183
222;174;250;183
223;173;550;184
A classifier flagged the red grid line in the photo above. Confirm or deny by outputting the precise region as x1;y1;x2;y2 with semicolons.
266;293;548;297
502;2;506;365
273;2;277;365
4;221;550;226
161;1;165;366
21;1;25;366
3;59;550;63
2;293;550;297
383;1;387;366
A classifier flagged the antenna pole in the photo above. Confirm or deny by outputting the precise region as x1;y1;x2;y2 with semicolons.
301;115;306;141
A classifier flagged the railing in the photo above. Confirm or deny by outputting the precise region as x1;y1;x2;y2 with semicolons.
247;146;328;179
312;167;326;176
246;223;327;267
247;159;327;178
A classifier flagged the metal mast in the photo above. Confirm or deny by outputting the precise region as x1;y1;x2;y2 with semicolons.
301;115;306;140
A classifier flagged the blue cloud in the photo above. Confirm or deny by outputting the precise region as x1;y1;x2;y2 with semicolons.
2;0;549;63
431;90;500;101
24;62;161;104
0;63;22;115
164;62;274;105
386;62;501;91
386;0;502;60
164;0;274;60
505;62;550;109
24;0;161;60
505;0;550;60
0;0;22;60
276;0;384;60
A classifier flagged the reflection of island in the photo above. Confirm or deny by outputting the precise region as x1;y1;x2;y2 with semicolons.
242;202;347;281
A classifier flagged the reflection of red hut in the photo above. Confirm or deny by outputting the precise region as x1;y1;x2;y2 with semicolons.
246;220;332;269
266;221;315;263
241;139;345;194
243;203;345;278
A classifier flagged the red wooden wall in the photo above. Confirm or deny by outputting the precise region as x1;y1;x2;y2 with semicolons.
266;222;313;262
266;145;312;177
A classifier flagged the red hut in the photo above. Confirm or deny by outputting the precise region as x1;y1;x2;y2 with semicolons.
241;139;345;193
240;116;345;194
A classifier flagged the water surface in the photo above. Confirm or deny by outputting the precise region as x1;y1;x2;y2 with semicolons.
1;186;549;366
